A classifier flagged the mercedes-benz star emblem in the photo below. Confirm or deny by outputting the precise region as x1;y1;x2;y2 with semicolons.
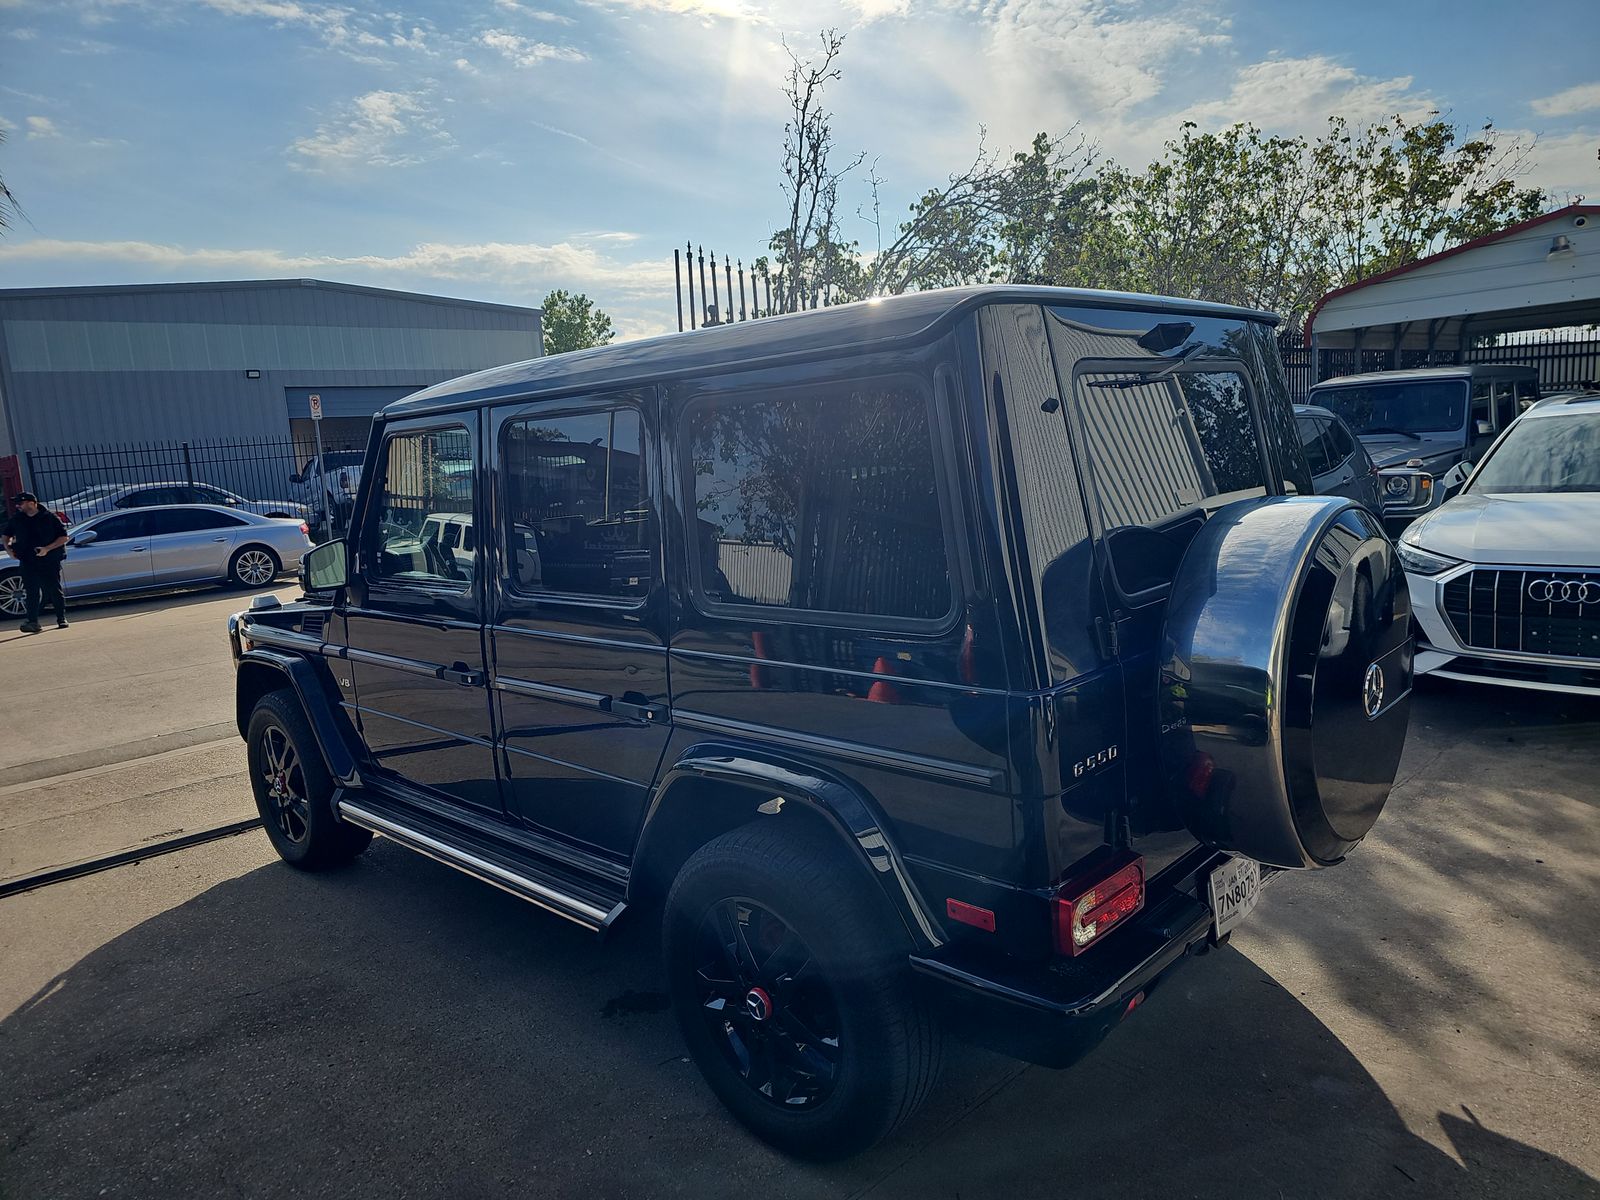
744;987;772;1022
1527;578;1600;605
1363;662;1386;719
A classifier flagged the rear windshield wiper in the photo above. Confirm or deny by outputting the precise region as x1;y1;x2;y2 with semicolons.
1088;343;1203;390
1361;426;1422;441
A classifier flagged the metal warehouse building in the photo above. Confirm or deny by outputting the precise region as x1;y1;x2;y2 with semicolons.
0;278;541;496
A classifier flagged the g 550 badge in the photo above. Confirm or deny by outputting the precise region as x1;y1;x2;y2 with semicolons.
1073;744;1119;778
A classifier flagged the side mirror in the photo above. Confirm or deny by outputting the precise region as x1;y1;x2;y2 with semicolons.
70;529;98;547
1475;419;1492;436
288;472;304;485
300;539;348;593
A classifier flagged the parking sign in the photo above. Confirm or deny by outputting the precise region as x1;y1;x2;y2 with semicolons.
309;393;323;421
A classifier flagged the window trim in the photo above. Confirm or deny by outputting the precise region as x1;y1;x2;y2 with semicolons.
677;369;963;635
1066;356;1275;610
363;423;477;597
494;394;659;611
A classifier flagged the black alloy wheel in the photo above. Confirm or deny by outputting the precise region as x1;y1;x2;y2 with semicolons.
694;898;841;1110
258;724;311;846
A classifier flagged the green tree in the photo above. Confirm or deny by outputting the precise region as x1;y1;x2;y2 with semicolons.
540;289;615;355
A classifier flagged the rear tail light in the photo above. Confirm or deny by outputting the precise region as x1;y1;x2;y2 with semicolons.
299;522;310;536
1053;855;1144;957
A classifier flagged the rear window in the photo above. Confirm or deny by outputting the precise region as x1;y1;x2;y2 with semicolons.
1075;366;1269;529
685;379;953;624
1315;380;1467;436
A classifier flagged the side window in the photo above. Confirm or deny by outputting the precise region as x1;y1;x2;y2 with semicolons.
503;407;651;600
86;513;146;542
1297;416;1333;476
189;485;232;505
1471;380;1492;429
1493;381;1517;431
686;379;952;623
371;428;475;588
147;509;246;535
1325;416;1356;464
1515;377;1540;411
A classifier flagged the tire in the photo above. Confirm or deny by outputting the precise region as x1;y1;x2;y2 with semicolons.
229;544;281;588
246;689;371;870
0;570;23;618
663;822;942;1160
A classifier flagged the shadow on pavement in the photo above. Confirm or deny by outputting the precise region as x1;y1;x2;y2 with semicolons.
3;838;1595;1199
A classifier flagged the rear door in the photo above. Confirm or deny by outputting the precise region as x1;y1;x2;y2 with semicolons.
63;511;155;596
344;416;499;814
488;391;670;861
145;508;248;583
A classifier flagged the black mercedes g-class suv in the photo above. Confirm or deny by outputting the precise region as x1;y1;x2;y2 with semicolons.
230;286;1412;1159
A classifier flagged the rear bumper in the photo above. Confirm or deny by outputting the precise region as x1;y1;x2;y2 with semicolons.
910;849;1239;1069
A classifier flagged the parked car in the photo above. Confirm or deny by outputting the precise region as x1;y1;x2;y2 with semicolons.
290;450;365;531
1307;364;1540;528
230;286;1412;1159
1400;390;1600;696
1293;403;1381;509
59;481;309;525
0;505;310;617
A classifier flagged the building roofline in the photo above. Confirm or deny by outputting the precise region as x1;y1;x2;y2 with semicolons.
0;277;541;317
1304;204;1600;345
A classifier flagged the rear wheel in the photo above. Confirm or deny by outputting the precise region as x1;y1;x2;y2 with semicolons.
663;822;941;1160
246;689;371;869
0;570;23;618
229;544;280;588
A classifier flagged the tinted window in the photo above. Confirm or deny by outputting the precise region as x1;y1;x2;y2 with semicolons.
117;486;185;508
1297;416;1333;475
86;513;146;542
1316;380;1467;435
1324;416;1356;461
503;408;652;600
1471;380;1492;428
188;485;238;505
1493;381;1517;431
1515;377;1540;411
371;428;474;587
1075;367;1268;530
146;509;246;534
686;380;951;622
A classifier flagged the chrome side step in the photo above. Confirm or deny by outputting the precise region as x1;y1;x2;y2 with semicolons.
337;798;623;932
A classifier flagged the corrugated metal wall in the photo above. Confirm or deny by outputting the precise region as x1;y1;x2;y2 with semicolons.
0;279;541;456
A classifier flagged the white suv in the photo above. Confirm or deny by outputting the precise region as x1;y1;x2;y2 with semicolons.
1399;392;1600;695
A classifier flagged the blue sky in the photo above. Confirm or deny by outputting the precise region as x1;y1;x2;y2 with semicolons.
1;0;1596;338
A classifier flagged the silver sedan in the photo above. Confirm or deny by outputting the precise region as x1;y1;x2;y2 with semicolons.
0;505;312;617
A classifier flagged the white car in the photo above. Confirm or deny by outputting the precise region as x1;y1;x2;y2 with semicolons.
1399;392;1600;695
59;481;310;525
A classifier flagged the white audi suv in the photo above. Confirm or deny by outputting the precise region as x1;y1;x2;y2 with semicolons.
1399;391;1600;696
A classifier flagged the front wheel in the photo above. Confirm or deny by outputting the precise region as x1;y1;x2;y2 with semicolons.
663;822;942;1160
229;544;281;588
246;689;371;870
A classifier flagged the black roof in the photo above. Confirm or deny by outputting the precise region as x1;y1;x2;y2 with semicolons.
387;285;1279;417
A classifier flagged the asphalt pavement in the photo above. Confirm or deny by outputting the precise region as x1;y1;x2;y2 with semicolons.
1;591;1597;1199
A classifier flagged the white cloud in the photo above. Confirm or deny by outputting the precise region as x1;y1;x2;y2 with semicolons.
580;0;757;19
1532;82;1600;119
9;27;38;39
288;89;452;170
843;0;909;19
24;115;60;139
478;29;586;67
494;0;575;21
1168;55;1433;137
1504;127;1600;200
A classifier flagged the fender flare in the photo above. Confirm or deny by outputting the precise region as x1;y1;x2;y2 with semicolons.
236;647;363;789
639;742;946;952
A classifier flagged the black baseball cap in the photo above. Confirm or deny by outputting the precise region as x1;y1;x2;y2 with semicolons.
11;492;37;504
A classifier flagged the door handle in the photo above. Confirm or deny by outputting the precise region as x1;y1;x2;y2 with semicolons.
608;696;668;723
439;662;485;686
213;537;228;542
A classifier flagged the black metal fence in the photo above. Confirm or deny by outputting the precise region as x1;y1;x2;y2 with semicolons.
1278;329;1600;401
673;242;854;332
25;435;367;533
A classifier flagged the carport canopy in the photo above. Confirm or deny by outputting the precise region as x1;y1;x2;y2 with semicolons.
1306;204;1600;354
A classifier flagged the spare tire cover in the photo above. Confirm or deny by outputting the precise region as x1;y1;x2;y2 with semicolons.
1160;497;1412;869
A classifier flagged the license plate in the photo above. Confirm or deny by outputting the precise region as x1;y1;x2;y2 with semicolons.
1207;856;1261;939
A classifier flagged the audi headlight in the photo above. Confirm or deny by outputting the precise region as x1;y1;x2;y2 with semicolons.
1396;541;1460;576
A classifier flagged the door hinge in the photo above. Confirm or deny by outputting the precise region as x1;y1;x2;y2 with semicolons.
1095;615;1120;660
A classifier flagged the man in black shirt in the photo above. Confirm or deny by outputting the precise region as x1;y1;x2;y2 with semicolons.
4;492;69;632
